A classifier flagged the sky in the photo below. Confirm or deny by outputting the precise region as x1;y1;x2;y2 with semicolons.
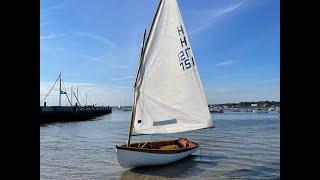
40;0;280;106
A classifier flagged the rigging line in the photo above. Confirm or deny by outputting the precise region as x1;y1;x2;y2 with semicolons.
61;78;69;93
64;92;72;106
72;91;81;106
78;93;86;106
61;78;73;106
40;74;60;104
85;91;92;105
88;96;94;105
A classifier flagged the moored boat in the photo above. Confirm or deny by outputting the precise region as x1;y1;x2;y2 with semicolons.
269;107;277;112
115;0;213;168
241;108;252;112
122;106;132;111
116;138;198;168
253;108;268;113
231;108;241;112
209;107;224;113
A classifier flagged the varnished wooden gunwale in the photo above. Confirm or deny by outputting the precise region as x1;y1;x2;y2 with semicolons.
116;138;199;154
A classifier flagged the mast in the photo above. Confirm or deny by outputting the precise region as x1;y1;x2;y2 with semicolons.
59;72;62;106
86;92;87;106
127;0;163;146
127;29;146;146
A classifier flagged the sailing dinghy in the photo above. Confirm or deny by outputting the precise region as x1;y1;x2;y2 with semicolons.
116;0;213;168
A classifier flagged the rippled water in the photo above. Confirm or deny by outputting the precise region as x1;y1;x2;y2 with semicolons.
40;109;280;179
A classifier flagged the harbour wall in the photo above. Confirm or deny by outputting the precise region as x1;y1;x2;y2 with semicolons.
40;106;112;124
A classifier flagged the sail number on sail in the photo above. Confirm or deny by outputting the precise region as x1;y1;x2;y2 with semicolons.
177;25;195;71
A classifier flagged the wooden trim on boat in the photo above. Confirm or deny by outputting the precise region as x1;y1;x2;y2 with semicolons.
116;138;199;154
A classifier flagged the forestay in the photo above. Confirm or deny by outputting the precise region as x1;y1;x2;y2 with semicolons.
131;0;213;135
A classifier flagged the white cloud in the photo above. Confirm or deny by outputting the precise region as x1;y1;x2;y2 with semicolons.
41;2;65;17
111;76;135;81
110;85;131;89
191;0;247;34
40;33;64;40
46;4;64;11
215;60;236;66
76;32;116;48
215;1;245;17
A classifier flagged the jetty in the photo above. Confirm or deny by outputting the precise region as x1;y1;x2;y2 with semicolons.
40;105;112;123
40;73;112;124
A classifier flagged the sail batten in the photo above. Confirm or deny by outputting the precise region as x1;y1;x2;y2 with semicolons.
131;0;212;136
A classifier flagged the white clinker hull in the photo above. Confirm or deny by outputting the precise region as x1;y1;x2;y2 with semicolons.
115;146;198;168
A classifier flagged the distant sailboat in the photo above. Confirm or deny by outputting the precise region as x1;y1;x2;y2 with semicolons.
122;106;132;111
115;0;213;168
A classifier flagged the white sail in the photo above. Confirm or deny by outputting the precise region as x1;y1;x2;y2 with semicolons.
131;0;213;135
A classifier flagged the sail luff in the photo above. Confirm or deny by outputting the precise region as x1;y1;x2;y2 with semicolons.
127;29;147;146
139;0;164;67
133;0;164;122
127;0;164;145
134;29;147;89
129;0;163;144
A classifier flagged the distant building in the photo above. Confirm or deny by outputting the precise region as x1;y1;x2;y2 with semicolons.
251;104;258;107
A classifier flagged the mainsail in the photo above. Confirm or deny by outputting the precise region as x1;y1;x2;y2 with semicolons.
131;0;213;136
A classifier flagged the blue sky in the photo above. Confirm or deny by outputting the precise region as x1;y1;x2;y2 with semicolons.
40;0;279;106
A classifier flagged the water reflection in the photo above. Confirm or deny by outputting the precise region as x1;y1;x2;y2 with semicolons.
120;154;228;179
225;162;280;179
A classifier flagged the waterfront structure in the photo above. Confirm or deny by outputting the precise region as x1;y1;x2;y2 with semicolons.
40;73;112;124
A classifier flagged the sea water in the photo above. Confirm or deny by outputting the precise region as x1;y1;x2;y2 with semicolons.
40;109;280;179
